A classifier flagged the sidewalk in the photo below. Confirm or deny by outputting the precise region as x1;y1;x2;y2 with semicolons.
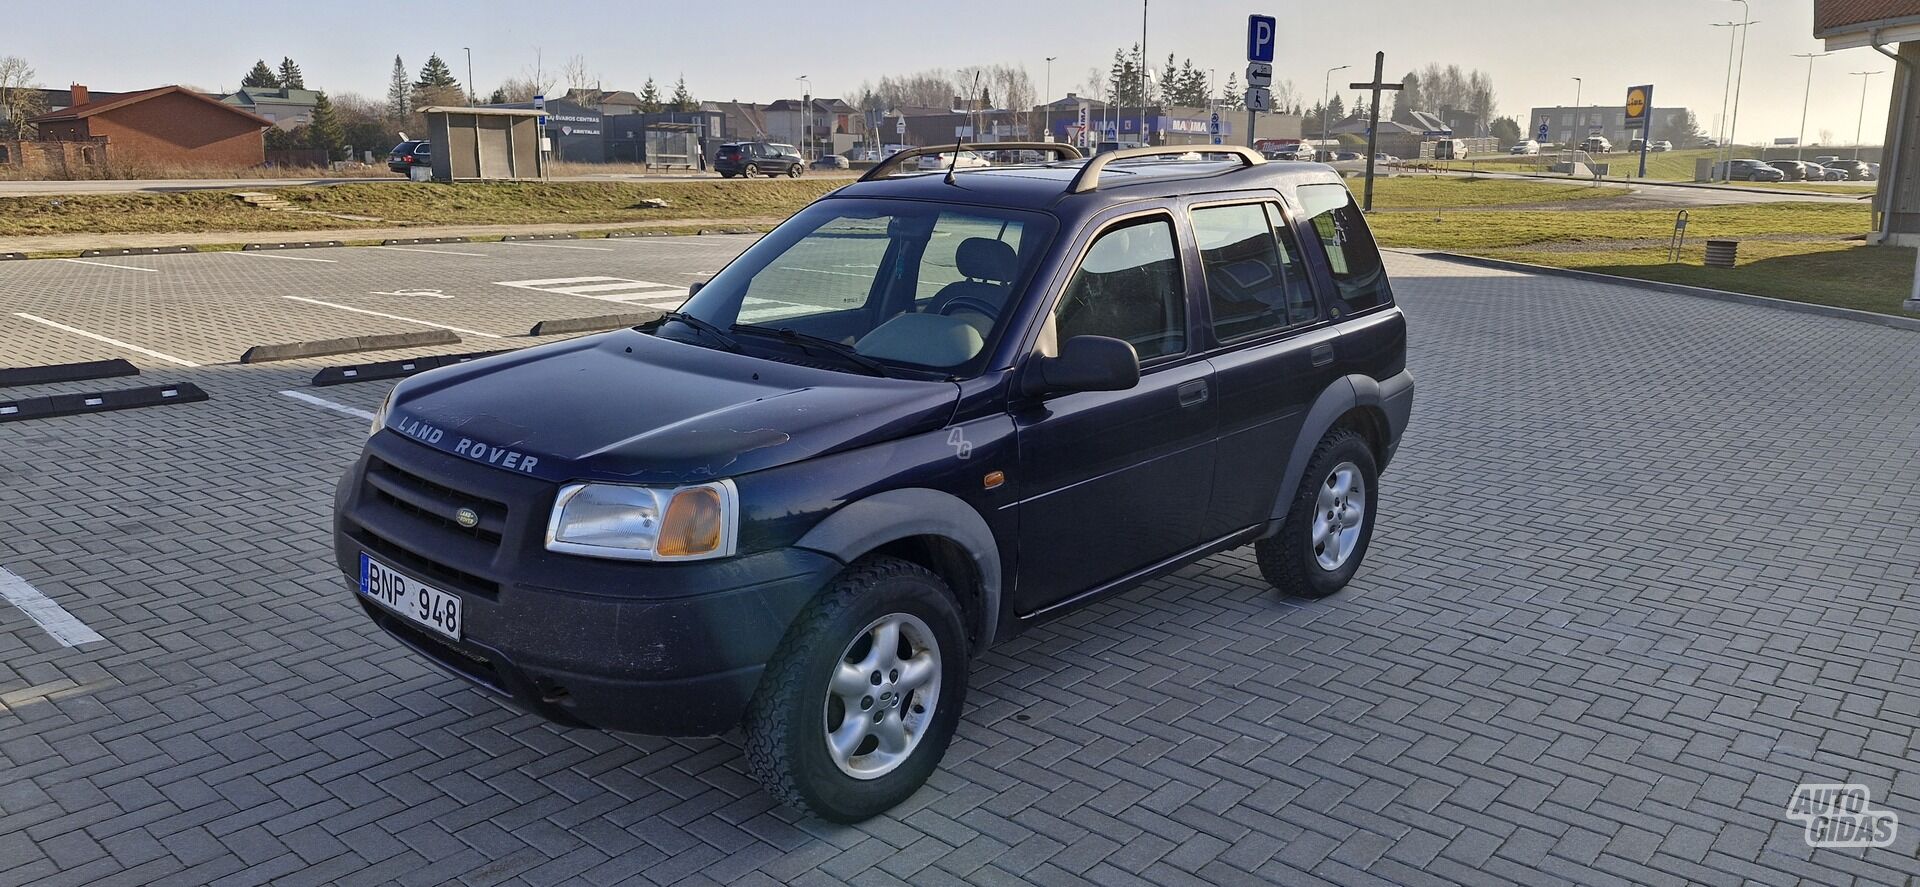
0;216;783;256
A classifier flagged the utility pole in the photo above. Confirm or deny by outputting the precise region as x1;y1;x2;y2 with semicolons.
1853;71;1883;159
795;75;811;161
1709;21;1742;180
1725;0;1752;174
1139;0;1149;146
1794;52;1830;162
1323;65;1350;147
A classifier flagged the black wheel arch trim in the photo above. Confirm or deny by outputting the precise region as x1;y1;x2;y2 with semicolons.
1269;370;1415;524
792;488;1003;649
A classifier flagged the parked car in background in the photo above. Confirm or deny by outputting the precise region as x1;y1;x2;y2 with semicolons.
1651;140;1674;152
1767;160;1817;181
1432;139;1469;160
1372;153;1400;165
1870;162;1881;179
1814;155;1843;166
1803;163;1845;181
915;150;992;171
1330;150;1362;162
1581;136;1612;154
1628;138;1645;153
1509;140;1541;155
1717;159;1785;182
717;142;805;178
1825;159;1874;181
388;140;431;175
812;154;851;170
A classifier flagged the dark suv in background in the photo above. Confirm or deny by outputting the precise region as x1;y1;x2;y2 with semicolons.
387;140;431;175
717;142;804;178
335;143;1413;822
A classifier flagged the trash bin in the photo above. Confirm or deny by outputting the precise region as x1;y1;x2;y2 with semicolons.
408;165;432;183
1704;240;1738;268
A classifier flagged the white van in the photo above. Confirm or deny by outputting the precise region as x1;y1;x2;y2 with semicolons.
1509;140;1540;155
1433;139;1470;160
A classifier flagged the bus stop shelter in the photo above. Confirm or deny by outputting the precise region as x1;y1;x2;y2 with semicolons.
423;106;545;181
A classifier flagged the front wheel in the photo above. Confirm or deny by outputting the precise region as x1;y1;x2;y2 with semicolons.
1255;427;1379;598
744;163;760;178
744;556;968;822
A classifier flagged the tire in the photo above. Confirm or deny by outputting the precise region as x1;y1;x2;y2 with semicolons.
1255;426;1379;599
788;165;803;178
745;556;968;822
744;163;760;178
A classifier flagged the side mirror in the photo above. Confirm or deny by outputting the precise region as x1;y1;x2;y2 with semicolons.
688;281;705;297
1024;335;1140;397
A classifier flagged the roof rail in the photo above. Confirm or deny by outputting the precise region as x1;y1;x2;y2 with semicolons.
1066;144;1266;194
857;141;1084;183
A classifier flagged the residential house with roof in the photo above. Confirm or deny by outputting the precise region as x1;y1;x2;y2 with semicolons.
221;86;321;130
30;84;273;167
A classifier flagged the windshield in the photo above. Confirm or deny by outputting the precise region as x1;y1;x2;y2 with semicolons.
673;198;1056;378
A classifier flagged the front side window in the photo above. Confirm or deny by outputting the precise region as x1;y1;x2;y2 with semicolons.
1297;184;1392;316
1054;217;1186;361
1191;203;1317;341
677;199;1055;377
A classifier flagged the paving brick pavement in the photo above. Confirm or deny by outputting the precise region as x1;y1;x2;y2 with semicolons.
1;249;1918;885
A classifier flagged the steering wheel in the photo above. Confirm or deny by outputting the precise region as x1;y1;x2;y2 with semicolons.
936;294;1000;321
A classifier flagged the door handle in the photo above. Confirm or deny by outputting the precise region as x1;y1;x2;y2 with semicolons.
1177;379;1209;408
1310;343;1336;367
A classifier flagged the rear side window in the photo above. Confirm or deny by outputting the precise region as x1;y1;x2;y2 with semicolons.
1190;202;1317;341
1297;184;1391;316
1055;217;1185;360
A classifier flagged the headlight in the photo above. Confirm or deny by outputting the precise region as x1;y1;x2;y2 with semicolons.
370;390;394;438
545;480;738;561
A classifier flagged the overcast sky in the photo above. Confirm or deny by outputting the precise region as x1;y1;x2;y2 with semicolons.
14;0;1900;146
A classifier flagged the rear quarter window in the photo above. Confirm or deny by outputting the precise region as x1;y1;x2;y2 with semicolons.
1296;183;1392;317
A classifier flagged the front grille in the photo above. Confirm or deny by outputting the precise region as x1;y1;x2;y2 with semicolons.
350;452;514;598
366;456;507;546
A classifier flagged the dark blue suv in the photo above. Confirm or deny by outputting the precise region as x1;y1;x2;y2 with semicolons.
334;143;1414;821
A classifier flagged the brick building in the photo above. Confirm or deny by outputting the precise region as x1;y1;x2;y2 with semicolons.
29;85;273;168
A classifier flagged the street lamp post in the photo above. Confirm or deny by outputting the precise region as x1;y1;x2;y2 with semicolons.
1794;52;1831;162
1725;0;1752;172
463;47;475;104
1572;77;1582;144
1139;0;1149;146
1853;71;1883;160
1045;56;1057;141
795;75;811;161
1323;65;1351;144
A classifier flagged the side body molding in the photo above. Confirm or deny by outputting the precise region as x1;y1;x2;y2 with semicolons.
793;488;1004;648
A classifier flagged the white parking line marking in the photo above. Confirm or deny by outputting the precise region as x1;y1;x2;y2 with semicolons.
231;250;337;263
281;296;504;338
12;313;201;366
497;275;619;286
496;275;687;304
57;258;159;272
498;241;615;251
553;281;682;295
280;389;376;421
369;246;489;257
0;567;105;647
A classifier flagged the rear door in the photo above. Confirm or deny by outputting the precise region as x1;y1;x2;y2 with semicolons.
1188;196;1340;537
1011;208;1217;613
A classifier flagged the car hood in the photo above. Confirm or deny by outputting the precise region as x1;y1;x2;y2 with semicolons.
382;330;961;486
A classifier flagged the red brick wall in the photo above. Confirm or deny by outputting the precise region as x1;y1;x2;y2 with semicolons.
86;92;264;167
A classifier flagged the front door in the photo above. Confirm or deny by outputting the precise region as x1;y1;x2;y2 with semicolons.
1011;211;1217;614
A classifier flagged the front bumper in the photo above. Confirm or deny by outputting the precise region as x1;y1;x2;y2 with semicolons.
334;432;842;736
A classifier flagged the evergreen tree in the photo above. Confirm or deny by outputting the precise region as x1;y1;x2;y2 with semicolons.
1392;72;1422;123
1221;72;1243;110
668;75;695;112
1107;46;1143;107
242;60;279;89
305;91;343;159
278;57;305;90
1490;116;1522;145
1159;54;1179;106
385;55;411;120
414;54;459;89
637;77;662;114
1326;94;1345;122
487;86;508;105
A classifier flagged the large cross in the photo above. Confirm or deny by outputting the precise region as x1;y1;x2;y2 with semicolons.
1349;51;1403;212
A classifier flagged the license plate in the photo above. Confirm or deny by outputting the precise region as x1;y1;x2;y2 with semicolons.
359;554;462;641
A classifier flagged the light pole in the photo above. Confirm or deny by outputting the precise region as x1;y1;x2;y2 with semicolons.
795;75;811;161
1794;52;1830;161
1853;71;1883;160
1709;21;1749;179
1571;77;1582;144
1044;56;1057;141
1139;0;1149;146
463;47;474;104
1323;65;1350;143
1725;0;1752;169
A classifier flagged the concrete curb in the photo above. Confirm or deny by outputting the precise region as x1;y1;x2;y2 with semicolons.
310;349;515;387
381;236;473;246
1399;249;1920;334
242;240;346;251
0;359;139;389
239;329;461;364
500;233;579;241
0;252;25;261
0;382;207;423
80;246;197;258
528;311;664;337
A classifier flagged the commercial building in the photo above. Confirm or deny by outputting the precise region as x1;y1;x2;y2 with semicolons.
1527;105;1694;147
487;97;605;163
29;84;272;168
1037;99;1303;148
1813;0;1914;251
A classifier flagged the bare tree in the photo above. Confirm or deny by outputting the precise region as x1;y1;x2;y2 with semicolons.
1272;79;1302;116
0;56;46;139
561;54;596;101
492;71;553;104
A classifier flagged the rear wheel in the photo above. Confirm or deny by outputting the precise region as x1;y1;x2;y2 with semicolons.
744;163;760;178
744;556;968;822
789;164;803;178
1255;427;1378;598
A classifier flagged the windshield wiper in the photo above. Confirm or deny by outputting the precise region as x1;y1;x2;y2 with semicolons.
732;323;891;377
651;311;740;352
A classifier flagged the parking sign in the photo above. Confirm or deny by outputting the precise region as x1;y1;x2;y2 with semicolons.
1247;15;1276;63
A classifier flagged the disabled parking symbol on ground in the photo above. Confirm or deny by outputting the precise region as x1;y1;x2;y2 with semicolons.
372;288;453;299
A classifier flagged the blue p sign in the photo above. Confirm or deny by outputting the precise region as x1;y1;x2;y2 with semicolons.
1247;15;1276;63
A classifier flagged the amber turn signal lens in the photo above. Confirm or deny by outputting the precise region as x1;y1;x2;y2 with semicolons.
657;486;724;557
